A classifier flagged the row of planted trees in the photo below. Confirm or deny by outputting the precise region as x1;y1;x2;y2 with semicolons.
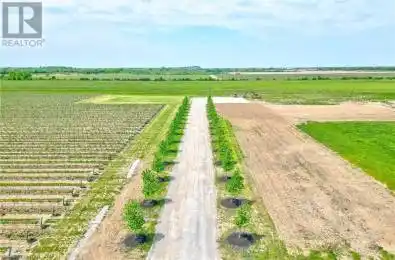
207;96;255;248
123;97;191;245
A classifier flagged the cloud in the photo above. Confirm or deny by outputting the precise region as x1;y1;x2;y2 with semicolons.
5;0;395;41
40;0;395;35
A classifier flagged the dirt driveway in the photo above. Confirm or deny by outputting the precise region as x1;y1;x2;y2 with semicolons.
216;103;395;256
147;98;219;260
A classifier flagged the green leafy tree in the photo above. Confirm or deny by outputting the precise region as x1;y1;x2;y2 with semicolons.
142;169;160;198
123;201;145;233
226;168;244;194
159;140;169;153
8;71;32;80
235;204;251;228
152;152;165;172
222;148;235;171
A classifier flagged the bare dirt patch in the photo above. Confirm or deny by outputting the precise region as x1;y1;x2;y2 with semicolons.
216;103;395;256
264;101;395;123
76;163;144;260
213;97;250;104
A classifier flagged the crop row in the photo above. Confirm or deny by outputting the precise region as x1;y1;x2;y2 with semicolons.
0;203;66;215
0;195;72;203
0;186;80;195
0;154;111;159
0;163;101;169
0;158;108;164
0;169;94;175
0;173;91;181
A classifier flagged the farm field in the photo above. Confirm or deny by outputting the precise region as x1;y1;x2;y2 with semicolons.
221;70;395;81
74;99;182;260
299;122;395;191
3;79;395;104
32;73;211;81
1;80;395;259
229;70;395;75
216;102;395;258
79;95;183;104
0;93;164;256
265;102;395;123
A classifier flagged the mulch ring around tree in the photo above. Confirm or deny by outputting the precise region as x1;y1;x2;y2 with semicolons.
217;175;232;183
226;232;262;249
220;197;250;209
141;198;172;208
157;176;174;183
123;233;165;249
140;199;159;208
123;234;148;248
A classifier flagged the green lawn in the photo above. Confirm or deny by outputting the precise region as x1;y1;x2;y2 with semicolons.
2;79;395;104
299;122;395;190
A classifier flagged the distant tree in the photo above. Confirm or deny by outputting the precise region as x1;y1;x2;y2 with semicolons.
7;71;32;80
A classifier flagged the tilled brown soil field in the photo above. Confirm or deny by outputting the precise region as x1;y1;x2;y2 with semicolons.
264;101;395;123
216;103;395;256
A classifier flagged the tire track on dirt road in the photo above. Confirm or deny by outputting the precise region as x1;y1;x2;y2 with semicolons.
147;98;219;260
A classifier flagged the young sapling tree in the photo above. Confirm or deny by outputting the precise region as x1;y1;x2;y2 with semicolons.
123;201;147;243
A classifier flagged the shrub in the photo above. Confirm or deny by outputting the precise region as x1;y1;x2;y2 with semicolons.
123;201;145;233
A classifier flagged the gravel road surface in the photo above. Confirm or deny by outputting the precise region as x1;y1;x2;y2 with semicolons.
147;98;219;260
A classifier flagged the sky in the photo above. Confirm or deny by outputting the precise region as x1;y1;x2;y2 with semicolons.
1;0;395;68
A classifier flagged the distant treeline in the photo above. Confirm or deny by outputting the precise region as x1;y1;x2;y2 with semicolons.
75;77;217;81
3;75;395;82
1;66;395;75
1;71;32;80
0;66;211;75
260;76;395;81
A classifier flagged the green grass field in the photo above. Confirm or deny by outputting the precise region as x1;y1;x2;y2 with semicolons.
299;122;395;191
2;79;395;104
